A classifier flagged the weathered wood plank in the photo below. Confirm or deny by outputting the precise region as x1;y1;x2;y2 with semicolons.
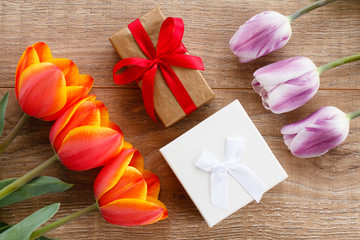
0;1;359;89
1;0;360;239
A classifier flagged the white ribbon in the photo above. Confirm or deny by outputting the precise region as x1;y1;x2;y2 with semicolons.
195;137;267;210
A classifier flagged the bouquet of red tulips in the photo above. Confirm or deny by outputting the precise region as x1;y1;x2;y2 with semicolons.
0;43;167;240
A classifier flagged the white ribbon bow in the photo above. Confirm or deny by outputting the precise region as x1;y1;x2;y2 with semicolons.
195;137;267;210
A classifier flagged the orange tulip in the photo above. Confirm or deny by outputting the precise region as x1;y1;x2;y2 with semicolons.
15;42;93;121
28;148;167;239
94;148;168;226
50;95;124;171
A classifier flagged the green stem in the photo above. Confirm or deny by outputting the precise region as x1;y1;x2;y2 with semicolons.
347;110;360;120
0;112;30;154
0;154;58;200
317;53;360;74
288;0;338;22
29;203;99;240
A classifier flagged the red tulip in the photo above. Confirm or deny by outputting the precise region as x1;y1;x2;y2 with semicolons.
50;95;124;171
15;42;93;121
94;148;168;226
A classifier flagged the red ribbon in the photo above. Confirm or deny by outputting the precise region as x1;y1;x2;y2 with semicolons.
113;17;205;122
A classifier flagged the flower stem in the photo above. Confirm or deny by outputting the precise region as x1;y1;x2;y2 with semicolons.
29;203;99;240
288;0;338;22
0;154;58;200
317;53;360;74
347;110;360;120
0;112;30;154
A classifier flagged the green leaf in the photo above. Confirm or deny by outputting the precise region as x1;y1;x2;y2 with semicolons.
0;176;73;207
0;222;8;228
36;236;59;240
0;203;59;240
0;92;9;137
0;222;11;234
0;222;58;239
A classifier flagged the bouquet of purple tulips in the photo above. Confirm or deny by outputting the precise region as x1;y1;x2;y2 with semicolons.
229;0;360;158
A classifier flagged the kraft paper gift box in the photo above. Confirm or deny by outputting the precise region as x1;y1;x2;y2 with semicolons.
160;100;288;227
109;7;215;127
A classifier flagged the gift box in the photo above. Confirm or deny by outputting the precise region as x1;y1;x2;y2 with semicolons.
109;7;215;127
160;100;288;227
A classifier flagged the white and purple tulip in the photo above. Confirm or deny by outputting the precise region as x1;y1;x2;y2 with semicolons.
229;11;292;63
281;106;350;158
252;57;319;114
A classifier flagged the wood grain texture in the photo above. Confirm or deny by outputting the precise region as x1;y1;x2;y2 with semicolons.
0;0;360;239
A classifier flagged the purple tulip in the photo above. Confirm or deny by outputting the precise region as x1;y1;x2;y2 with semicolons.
252;57;319;114
229;11;292;63
281;106;350;158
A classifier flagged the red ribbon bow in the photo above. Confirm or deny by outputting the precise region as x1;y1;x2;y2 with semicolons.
113;17;205;122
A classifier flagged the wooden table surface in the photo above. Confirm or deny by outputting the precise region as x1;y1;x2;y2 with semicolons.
1;0;360;239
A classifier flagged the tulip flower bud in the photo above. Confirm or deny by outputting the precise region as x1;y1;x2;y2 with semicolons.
50;95;124;171
281;106;349;158
15;42;93;121
229;11;292;63
94;149;168;226
252;57;319;114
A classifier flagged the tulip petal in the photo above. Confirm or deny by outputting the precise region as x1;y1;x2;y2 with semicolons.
143;170;160;199
57;126;123;171
122;141;134;150
18;63;67;119
99;166;147;206
51;59;83;87
252;79;261;94
77;74;94;93
32;42;53;62
49;58;76;79
261;100;270;110
281;106;345;135
94;101;111;128
128;150;144;173
146;196;168;220
70;103;101;128
52;103;102;150
94;149;135;200
266;70;319;114
63;64;80;86
49;95;96;144
283;134;296;148
65;86;88;105
51;58;94;92
49;58;94;93
15;46;40;99
230;11;291;63
289;116;349;158
108;121;121;132
258;87;268;100
254;57;317;86
50;88;87;121
100;198;165;226
66;86;89;99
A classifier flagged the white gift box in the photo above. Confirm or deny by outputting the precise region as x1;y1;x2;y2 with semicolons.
160;100;288;227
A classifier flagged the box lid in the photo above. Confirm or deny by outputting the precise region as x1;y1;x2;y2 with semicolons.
160;100;287;227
